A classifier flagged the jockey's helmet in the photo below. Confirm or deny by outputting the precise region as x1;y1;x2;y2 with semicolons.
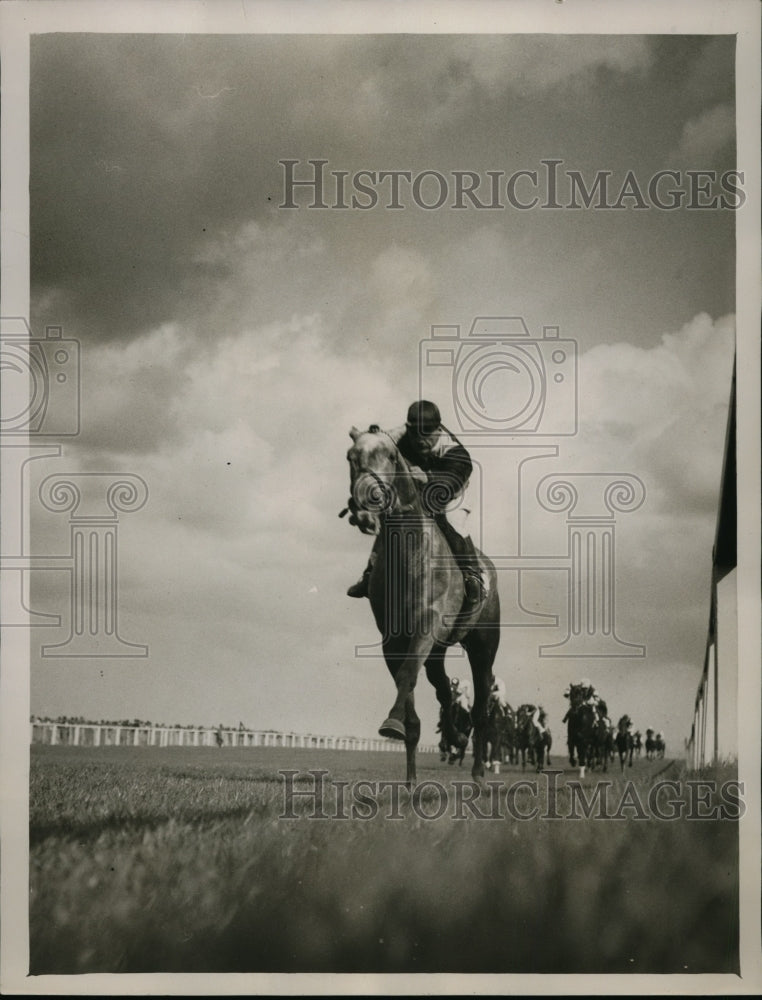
406;400;441;436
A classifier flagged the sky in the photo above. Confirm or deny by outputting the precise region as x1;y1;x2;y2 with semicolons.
25;30;739;749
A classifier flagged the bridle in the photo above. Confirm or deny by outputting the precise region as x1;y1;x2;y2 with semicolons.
349;428;426;521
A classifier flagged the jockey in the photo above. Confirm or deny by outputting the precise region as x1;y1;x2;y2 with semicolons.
455;678;472;711
578;678;599;705
531;705;547;736
347;399;485;608
491;676;507;708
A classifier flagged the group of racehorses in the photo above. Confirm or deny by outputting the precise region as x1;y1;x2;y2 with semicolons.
437;681;666;777
437;692;553;774
557;682;664;776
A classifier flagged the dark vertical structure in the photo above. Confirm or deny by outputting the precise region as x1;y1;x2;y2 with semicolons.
689;361;736;767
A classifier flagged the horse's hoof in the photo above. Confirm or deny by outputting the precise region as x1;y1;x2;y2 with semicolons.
379;717;406;740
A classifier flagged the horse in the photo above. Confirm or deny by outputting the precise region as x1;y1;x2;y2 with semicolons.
592;717;611;773
347;426;500;786
614;715;634;771
516;704;552;772
501;703;517;764
655;733;666;759
437;698;472;766
645;728;657;760
532;710;553;771
564;684;597;777
484;691;506;774
515;704;534;770
588;699;612;772
633;731;642;757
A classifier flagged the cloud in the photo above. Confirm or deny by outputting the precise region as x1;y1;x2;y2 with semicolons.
578;312;735;512
460;35;653;92
675;102;735;159
30;33;663;346
76;323;190;455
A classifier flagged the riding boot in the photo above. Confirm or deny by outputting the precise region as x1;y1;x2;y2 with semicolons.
436;516;485;609
456;535;485;609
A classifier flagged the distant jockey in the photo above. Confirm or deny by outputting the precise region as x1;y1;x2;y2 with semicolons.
451;676;472;711
531;705;548;736
491;676;507;709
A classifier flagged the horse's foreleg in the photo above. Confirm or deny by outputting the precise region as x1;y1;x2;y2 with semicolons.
380;637;434;740
403;697;420;788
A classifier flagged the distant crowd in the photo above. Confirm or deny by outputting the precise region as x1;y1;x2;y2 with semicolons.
31;715;261;732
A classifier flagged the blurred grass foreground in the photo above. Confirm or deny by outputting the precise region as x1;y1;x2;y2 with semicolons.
29;745;739;974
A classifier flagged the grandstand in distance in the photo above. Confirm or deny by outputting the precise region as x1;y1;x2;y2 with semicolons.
29;717;439;754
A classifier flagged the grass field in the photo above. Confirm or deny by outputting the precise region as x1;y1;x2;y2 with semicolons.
29;744;739;975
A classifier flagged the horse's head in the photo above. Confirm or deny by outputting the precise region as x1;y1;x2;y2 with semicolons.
487;690;504;716
567;683;587;709
346;425;402;534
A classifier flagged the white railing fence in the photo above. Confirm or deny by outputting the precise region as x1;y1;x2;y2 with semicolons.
30;720;439;754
